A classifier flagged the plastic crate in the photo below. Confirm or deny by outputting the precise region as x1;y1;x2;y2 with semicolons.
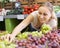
5;18;20;33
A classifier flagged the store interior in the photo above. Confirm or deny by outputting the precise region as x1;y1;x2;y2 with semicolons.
0;0;60;48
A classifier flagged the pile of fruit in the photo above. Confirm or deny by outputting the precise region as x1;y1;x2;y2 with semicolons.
16;24;51;40
6;4;40;15
15;24;60;48
23;4;40;14
15;29;60;48
0;40;16;48
6;8;24;15
0;31;16;48
0;24;60;48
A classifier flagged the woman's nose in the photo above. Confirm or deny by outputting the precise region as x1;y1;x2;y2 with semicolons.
40;15;43;18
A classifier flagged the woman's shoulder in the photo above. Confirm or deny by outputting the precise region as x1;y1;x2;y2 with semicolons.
30;10;38;16
49;19;57;24
48;19;57;27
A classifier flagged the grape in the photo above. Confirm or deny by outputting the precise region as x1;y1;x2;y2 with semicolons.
38;45;43;48
0;42;6;48
51;42;59;48
41;38;45;43
15;29;60;48
41;23;52;34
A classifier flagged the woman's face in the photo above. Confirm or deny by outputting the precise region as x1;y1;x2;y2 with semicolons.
38;6;51;24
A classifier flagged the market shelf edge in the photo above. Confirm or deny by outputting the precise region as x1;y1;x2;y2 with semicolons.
0;14;59;21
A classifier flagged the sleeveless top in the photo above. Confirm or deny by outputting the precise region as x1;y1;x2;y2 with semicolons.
30;11;57;31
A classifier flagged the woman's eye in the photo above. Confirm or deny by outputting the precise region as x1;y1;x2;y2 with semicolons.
39;12;42;14
43;13;47;16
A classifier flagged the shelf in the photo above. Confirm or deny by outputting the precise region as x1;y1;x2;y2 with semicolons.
0;14;60;21
0;14;27;21
0;16;3;21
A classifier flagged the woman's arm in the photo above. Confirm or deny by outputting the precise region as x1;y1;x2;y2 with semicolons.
11;14;34;37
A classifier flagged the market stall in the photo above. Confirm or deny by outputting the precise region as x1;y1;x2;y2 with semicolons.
0;0;60;48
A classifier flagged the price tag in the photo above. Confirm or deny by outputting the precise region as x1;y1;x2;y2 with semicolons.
17;15;24;19
0;16;3;21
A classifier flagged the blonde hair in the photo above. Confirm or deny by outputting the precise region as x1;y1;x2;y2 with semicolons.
39;2;58;29
45;2;57;28
40;2;57;20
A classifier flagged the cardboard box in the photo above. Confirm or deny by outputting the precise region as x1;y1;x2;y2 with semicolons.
35;0;47;3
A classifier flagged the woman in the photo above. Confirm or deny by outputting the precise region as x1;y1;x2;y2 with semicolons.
1;2;57;42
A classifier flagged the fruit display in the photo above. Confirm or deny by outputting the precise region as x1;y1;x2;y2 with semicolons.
6;4;40;15
0;40;16;48
41;23;52;34
0;31;16;48
16;31;43;40
23;4;40;14
6;8;24;15
16;24;51;40
15;29;60;48
0;24;60;48
0;31;8;37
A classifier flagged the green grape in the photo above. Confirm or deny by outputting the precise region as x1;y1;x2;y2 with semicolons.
23;31;31;34
16;34;23;40
6;44;16;48
41;24;51;34
0;38;16;48
22;33;28;38
0;42;6;48
16;32;30;40
3;39;11;45
38;31;43;38
31;31;38;36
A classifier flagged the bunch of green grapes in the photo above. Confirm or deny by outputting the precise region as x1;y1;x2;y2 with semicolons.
16;32;31;40
0;40;16;48
41;23;52;34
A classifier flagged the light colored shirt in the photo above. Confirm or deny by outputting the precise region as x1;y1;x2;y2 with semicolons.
30;11;57;31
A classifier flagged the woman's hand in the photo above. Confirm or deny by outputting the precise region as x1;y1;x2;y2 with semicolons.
1;34;15;42
9;34;15;42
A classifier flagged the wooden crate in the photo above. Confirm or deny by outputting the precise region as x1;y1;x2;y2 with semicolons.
35;0;47;3
57;1;60;5
18;0;28;5
0;2;2;8
4;2;14;9
53;0;60;5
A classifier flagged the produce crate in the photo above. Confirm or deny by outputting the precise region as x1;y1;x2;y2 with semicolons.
4;2;14;10
5;18;20;33
35;0;47;3
58;18;60;28
5;18;30;33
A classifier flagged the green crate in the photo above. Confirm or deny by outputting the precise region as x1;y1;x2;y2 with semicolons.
5;18;20;33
